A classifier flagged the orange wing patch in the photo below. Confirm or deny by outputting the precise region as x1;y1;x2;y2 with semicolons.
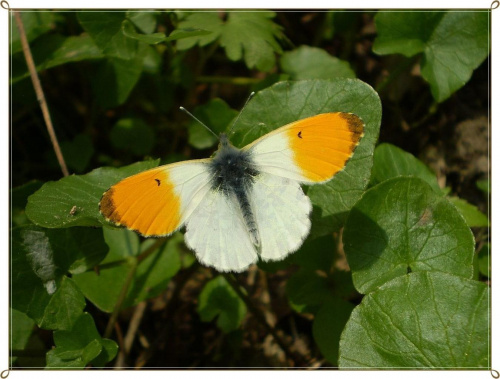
287;113;364;182
100;167;181;237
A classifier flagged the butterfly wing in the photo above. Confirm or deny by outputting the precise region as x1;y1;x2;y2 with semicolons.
243;113;364;184
184;190;258;272
100;160;213;237
250;173;312;261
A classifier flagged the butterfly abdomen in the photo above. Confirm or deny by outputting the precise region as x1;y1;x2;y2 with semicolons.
209;140;261;246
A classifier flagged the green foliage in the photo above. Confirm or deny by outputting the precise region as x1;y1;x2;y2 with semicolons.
11;10;488;369
176;12;285;71
26;160;159;228
187;98;238;149
46;313;118;368
110;118;156;156
73;230;182;312
280;46;355;80
338;272;489;368
197;276;247;333
373;11;489;102
344;177;474;294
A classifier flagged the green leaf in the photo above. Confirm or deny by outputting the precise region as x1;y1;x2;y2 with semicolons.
59;134;94;174
286;269;331;312
126;11;158;34
46;313;117;368
338;272;489;368
10;12;56;54
370;143;440;193
12;180;44;227
197;276;247;333
12;226;107;329
11;34;104;84
232;79;381;237
343;177;475;294
10;309;35;358
187;98;238;149
168;28;213;41
373;11;489;102
449;197;489;227
121;19;168;45
176;12;284;71
476;179;489;195
312;296;354;366
91;52;145;109
280;46;356;80
77;11;137;59
73;231;182;312
26;160;159;229
477;243;490;278
287;234;335;271
110;118;156;155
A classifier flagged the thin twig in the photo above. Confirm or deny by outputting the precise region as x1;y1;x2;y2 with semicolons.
222;273;309;366
115;301;148;367
14;11;69;177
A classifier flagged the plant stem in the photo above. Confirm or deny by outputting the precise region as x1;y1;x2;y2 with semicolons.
14;11;69;177
104;258;138;339
222;273;308;366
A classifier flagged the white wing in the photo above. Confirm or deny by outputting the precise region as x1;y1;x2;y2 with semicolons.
251;173;312;261
184;190;258;272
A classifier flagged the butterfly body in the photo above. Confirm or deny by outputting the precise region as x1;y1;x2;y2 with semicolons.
100;112;365;272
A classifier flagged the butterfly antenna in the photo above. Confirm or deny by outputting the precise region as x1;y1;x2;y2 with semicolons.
227;91;256;137
179;106;219;139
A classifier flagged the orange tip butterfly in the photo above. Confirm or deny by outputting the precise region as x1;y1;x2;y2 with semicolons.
99;99;364;272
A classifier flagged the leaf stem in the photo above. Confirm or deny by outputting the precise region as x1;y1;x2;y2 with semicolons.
222;273;309;366
14;11;69;177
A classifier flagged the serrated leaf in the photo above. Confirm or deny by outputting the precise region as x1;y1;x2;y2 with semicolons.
46;313;117;368
373;11;489;102
232;79;381;238
338;272;489;368
110;118;156;155
73;231;182;312
197;276;246;333
176;12;284;71
344;177;474;294
11;34;104;84
187;98;238;149
26;160;159;229
10;12;56;54
312;296;354;366
12;226;107;329
370;143;441;192
78;11;137;59
449;197;489;228
281;46;355;80
168;28;212;41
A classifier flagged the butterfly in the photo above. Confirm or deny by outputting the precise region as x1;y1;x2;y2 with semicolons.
99;111;364;272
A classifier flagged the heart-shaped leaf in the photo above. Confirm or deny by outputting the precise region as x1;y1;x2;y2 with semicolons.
344;177;474;294
338;272;489;368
